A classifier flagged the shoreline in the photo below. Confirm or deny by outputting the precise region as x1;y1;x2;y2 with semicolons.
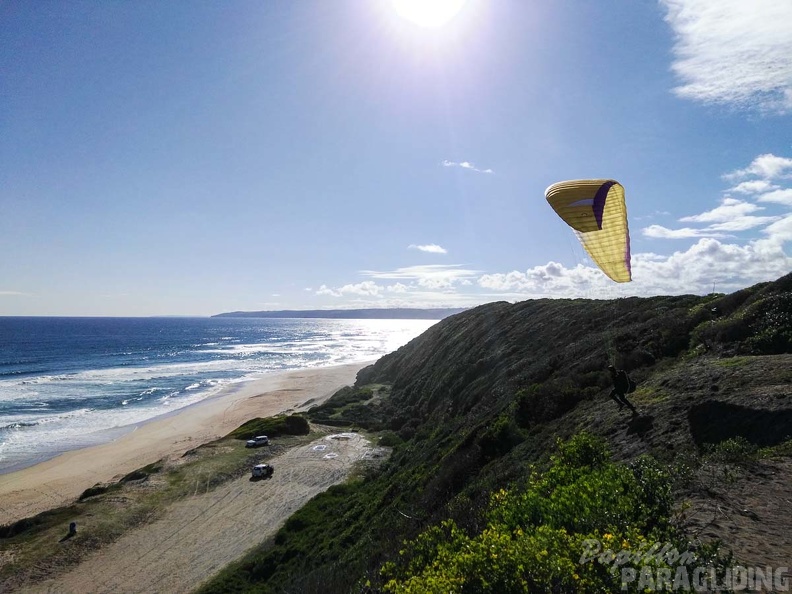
0;361;371;526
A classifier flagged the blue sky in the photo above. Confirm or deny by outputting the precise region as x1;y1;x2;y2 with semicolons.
1;0;791;316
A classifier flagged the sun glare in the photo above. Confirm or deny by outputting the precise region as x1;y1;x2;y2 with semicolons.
392;0;467;28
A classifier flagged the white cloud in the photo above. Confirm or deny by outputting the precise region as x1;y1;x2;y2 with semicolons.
330;291;484;309
316;266;479;299
647;156;792;240
337;281;382;296
361;264;481;289
632;238;791;294
762;213;792;244
679;197;762;223
677;198;777;231
0;291;27;296
313;282;486;309
642;225;727;239
316;284;341;297
313;266;485;307
317;234;790;307
758;188;792;206
725;154;792;181
661;0;792;113
473;261;614;296
316;281;386;298
728;180;778;195
706;217;778;232
408;243;448;254
476;233;790;299
441;160;494;174
635;210;672;221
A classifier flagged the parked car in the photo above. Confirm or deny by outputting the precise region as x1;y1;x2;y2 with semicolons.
246;435;269;448
252;463;274;479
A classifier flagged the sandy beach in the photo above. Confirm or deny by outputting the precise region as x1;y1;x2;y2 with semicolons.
0;361;370;527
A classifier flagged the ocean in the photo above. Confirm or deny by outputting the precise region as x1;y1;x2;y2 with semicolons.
0;316;436;473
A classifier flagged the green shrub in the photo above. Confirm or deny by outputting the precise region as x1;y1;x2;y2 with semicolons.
691;293;792;355
744;294;792;354
380;433;685;593
553;432;609;469
478;413;523;461
0;505;80;539
514;380;585;428
306;386;374;418
758;438;792;458
704;436;758;464
78;483;122;501
379;431;403;447
121;460;164;482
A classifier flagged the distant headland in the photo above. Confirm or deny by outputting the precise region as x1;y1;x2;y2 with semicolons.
211;308;467;320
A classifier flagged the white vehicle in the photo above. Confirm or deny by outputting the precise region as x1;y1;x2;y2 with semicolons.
251;463;273;479
245;435;269;448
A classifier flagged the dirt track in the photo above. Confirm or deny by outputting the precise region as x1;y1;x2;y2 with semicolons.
29;433;372;594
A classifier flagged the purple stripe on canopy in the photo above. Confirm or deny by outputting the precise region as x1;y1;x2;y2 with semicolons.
592;180;617;230
625;235;632;278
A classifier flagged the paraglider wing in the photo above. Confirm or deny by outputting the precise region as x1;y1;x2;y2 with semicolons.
545;179;631;282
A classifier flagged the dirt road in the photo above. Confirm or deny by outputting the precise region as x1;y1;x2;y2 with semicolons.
29;433;372;594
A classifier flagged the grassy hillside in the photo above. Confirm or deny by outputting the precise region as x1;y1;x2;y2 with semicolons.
199;274;792;593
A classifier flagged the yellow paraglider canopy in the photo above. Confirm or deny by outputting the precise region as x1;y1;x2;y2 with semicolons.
545;179;631;283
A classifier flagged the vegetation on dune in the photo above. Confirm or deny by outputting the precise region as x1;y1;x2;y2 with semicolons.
77;482;123;501
305;386;383;429
120;460;164;482
227;414;310;440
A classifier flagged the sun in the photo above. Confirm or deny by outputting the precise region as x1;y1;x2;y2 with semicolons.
392;0;467;28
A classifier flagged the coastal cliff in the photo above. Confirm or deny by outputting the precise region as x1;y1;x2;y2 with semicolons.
200;273;792;593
